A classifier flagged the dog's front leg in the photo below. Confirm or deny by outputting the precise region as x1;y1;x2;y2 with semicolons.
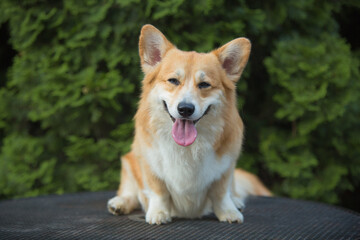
209;165;244;223
143;168;172;225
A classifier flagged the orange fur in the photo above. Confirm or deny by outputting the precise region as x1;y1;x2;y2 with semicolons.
234;169;272;197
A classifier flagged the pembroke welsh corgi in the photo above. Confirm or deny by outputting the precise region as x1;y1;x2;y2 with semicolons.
107;24;271;225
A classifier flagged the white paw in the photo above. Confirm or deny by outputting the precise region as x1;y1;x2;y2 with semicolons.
107;196;133;215
216;208;244;223
146;209;172;225
232;196;246;212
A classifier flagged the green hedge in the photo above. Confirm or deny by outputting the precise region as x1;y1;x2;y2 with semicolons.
0;0;359;211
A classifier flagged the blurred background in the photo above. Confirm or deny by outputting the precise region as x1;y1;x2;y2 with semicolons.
0;0;359;212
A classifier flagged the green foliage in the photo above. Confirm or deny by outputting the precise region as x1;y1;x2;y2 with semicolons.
262;33;359;204
265;35;355;128
0;0;359;210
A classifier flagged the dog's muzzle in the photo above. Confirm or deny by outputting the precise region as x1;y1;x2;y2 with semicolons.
162;100;211;124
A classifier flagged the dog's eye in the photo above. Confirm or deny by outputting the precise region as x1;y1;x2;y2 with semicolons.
198;82;211;89
168;78;180;86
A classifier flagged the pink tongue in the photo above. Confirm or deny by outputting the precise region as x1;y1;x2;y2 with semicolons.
171;119;197;146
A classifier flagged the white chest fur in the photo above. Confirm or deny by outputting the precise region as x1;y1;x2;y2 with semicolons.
144;129;233;218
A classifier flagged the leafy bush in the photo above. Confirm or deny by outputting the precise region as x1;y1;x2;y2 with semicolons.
262;34;359;203
0;0;359;211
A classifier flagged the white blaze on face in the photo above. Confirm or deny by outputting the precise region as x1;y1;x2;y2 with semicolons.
167;70;207;121
164;69;196;146
157;68;223;147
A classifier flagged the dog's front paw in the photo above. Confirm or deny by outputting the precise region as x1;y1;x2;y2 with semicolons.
216;208;244;223
107;196;134;215
146;209;172;225
232;196;246;212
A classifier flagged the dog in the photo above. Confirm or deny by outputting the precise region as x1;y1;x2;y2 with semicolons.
107;24;271;225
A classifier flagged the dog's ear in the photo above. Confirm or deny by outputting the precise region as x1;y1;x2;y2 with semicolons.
139;24;174;74
213;38;251;83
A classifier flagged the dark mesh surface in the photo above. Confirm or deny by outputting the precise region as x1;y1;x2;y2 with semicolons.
0;191;359;239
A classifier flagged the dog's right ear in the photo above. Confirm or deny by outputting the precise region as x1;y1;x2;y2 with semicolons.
139;25;174;74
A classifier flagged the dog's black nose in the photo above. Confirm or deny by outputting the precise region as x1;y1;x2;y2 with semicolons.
178;102;195;118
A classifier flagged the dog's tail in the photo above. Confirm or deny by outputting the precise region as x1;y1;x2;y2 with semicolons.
233;168;272;197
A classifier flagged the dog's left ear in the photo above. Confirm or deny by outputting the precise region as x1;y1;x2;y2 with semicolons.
139;24;174;74
213;38;251;83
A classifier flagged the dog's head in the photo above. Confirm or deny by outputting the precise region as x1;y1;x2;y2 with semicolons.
139;25;251;147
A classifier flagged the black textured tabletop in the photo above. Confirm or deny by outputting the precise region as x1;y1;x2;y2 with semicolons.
0;191;359;239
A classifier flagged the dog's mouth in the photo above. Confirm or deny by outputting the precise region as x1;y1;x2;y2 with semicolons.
163;101;211;147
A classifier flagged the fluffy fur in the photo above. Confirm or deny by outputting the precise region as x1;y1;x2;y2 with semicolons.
107;25;271;225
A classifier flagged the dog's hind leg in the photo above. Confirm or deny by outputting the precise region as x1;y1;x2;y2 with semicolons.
107;152;142;215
